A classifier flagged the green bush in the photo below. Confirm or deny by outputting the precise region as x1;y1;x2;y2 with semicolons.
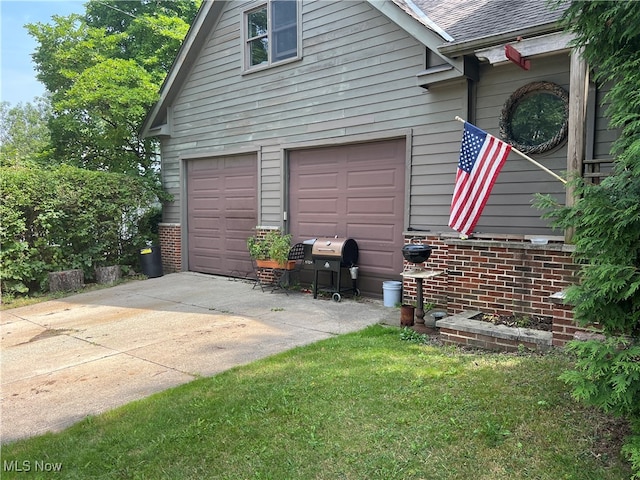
535;3;640;475
0;165;160;294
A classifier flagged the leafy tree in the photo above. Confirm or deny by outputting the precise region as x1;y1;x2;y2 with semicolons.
0;98;52;167
26;0;200;176
537;1;640;476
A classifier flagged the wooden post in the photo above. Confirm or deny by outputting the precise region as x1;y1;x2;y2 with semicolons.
565;47;588;242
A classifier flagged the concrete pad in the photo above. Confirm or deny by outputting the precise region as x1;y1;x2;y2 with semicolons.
2;354;192;442
1;272;399;443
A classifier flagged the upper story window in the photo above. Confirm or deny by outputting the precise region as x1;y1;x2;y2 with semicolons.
244;0;300;71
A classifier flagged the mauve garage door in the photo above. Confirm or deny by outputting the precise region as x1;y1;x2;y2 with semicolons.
289;139;406;296
187;154;257;276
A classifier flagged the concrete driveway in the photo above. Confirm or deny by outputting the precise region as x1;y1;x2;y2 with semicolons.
1;272;397;444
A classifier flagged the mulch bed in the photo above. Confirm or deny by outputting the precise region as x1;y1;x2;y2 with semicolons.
471;312;553;332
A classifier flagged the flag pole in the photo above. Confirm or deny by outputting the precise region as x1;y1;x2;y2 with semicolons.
454;116;567;185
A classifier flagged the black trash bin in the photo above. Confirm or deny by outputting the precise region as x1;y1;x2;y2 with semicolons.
139;246;163;278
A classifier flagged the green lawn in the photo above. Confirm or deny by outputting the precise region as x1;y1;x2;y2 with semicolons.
1;325;631;479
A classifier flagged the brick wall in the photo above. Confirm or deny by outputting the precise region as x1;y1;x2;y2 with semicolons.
158;223;181;273
402;232;587;347
550;297;581;347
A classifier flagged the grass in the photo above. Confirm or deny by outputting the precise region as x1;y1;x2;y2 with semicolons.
1;325;631;479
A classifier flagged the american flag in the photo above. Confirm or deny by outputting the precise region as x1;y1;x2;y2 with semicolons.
448;122;511;235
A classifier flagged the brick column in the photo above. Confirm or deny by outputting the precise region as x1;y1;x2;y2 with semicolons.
158;223;181;273
252;226;281;285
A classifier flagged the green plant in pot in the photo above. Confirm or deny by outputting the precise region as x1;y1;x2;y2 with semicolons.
247;230;293;268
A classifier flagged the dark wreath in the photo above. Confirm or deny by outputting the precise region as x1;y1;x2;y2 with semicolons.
499;81;569;154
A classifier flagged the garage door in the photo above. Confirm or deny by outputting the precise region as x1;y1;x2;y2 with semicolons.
289;139;406;296
187;154;257;276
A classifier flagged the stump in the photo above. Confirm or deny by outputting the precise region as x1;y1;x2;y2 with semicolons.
49;269;84;293
95;265;121;285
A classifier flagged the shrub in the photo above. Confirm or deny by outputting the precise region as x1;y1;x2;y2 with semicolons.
0;165;160;294
535;3;640;475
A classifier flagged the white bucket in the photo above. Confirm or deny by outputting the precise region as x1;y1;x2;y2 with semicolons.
382;280;402;307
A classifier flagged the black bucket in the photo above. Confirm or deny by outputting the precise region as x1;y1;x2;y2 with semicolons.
139;246;163;278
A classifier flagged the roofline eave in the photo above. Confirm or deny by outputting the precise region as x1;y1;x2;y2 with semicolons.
437;22;564;58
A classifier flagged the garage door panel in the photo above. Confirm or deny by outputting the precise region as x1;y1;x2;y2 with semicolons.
290;139;405;297
359;250;396;271
347;196;397;215
347;140;402;162
225;175;256;189
190;218;220;231
347;169;399;188
299;173;339;189
191;201;221;213
226;238;250;251
191;234;221;249
222;155;255;168
223;201;256;213
187;155;257;276
226;217;256;228
348;224;397;242
298;198;339;214
191;177;221;189
296;150;340;166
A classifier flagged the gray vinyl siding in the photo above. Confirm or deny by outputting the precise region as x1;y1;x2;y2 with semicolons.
407;81;467;232
160;0;462;227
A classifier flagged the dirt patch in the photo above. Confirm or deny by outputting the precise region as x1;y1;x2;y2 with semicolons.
19;328;76;345
471;312;553;332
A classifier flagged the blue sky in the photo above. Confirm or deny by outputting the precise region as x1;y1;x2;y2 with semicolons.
1;0;85;106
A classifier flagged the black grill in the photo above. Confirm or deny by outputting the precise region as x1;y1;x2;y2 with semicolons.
309;237;359;302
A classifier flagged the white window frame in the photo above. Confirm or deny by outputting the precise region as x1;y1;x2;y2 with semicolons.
242;0;302;73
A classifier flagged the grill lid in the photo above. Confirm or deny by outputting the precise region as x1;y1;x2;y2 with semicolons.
402;244;433;263
311;237;358;265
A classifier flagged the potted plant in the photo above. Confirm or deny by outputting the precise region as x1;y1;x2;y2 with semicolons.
247;230;295;269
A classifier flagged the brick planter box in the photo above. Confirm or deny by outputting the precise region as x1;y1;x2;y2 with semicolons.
400;232;592;347
436;310;552;352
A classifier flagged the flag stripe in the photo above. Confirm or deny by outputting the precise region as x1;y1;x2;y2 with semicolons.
452;137;508;233
448;123;511;235
457;137;508;230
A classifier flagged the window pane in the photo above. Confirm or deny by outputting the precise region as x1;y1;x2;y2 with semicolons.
271;0;297;62
248;7;267;38
273;26;296;61
272;0;296;26
249;38;269;66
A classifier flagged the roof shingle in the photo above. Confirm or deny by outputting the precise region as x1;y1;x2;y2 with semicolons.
394;0;568;44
